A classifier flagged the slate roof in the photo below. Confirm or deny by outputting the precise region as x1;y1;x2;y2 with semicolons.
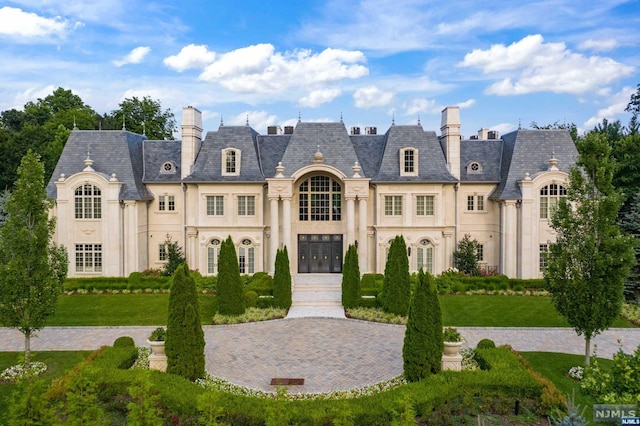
373;125;456;182
490;129;578;200
459;139;503;182
142;140;182;183
47;130;152;200
257;134;291;178
350;134;386;178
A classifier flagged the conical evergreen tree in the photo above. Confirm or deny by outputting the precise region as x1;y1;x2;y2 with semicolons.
341;244;361;308
273;246;292;308
166;263;205;381
403;269;443;382
217;236;245;315
382;235;411;315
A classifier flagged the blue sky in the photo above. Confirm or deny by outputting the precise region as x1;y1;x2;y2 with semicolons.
0;0;638;138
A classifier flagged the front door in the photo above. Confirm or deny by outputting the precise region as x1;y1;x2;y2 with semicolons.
298;234;342;273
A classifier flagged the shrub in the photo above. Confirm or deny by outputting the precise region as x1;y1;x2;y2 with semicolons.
382;235;411;316
476;339;496;349
113;336;136;348
246;273;273;296
148;327;166;342
244;290;258;308
341;244;361;308
272;246;292;309
217;236;246;316
360;274;378;291
582;344;640;404
443;327;462;342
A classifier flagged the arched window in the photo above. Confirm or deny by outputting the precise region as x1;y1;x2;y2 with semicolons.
207;239;221;274
540;184;567;219
238;239;255;274
298;176;342;221
417;239;433;273
222;148;240;176
74;184;101;219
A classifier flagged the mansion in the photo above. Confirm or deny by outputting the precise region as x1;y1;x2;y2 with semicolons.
47;106;577;278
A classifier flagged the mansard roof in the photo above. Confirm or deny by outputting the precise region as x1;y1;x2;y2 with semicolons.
142;140;182;182
490;129;578;200
460;139;503;182
47;130;152;200
372;125;456;182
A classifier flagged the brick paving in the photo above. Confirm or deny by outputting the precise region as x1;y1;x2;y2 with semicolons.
1;320;639;394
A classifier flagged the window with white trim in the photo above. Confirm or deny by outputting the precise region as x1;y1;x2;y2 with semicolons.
222;148;240;176
238;239;255;274
540;184;567;219
74;184;101;219
476;244;484;261
207;239;221;274
75;244;102;272
417;239;433;273
467;195;485;211
237;195;255;216
384;195;403;216
159;244;167;261
206;196;224;216
539;244;549;272
416;195;434;216
400;148;418;176
158;195;175;212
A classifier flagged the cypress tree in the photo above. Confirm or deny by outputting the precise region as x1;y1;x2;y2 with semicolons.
403;269;443;382
166;263;205;381
273;246;292;308
382;235;411;315
217;236;245;315
341;244;361;308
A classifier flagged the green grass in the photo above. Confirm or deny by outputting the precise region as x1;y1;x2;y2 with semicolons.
441;295;634;327
0;351;92;417
520;351;615;422
44;293;217;326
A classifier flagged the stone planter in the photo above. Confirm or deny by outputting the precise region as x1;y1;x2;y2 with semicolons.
148;340;165;356
147;340;167;372
443;341;463;356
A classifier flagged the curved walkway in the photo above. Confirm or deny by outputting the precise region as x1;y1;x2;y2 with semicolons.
1;319;639;394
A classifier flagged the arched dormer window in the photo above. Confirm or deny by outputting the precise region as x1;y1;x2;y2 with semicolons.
400;148;418;176
238;239;255;274
74;184;101;219
416;239;434;273
466;161;483;174
207;238;221;274
540;183;567;219
222;148;240;176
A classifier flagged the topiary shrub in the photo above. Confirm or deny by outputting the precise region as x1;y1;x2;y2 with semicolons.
113;336;135;348
341;244;361;308
272;246;292;309
382;235;411;315
244;291;258;308
217;236;246;316
476;339;496;349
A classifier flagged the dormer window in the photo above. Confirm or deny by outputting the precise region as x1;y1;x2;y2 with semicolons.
222;148;240;176
400;148;418;176
160;161;176;174
466;161;483;174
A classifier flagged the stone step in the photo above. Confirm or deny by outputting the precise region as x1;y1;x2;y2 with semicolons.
294;283;341;291
291;300;343;307
292;291;341;302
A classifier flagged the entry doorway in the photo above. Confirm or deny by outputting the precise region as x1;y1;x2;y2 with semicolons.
298;234;343;273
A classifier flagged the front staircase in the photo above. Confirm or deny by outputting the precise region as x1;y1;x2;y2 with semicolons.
286;274;345;318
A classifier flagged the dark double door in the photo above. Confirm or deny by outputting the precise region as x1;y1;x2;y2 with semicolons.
298;234;343;273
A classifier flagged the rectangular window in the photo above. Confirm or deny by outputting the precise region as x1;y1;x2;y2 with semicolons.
384;195;402;216
416;195;434;216
226;150;236;174
237;196;255;216
159;196;166;211
477;195;484;211
159;244;167;261
467;195;484;211
208;246;220;274
467;195;474;211
168;195;175;211
75;244;102;273
477;244;484;261
404;150;414;173
206;196;224;216
539;244;549;271
540;197;549;219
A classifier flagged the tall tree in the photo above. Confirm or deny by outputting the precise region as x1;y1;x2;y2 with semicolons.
453;234;480;276
162;236;186;277
0;151;68;366
403;269;443;381
0;189;10;227
166;263;205;381
110;96;177;140
545;132;636;365
531;121;579;143
619;192;640;303
272;246;292;309
217;236;245;316
382;235;411;316
341;244;361;308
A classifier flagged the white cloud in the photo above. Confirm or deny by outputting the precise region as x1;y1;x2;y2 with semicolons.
457;99;476;109
583;86;636;129
299;88;342;108
459;34;634;95
113;46;151;67
163;44;216;72
578;38;618;52
228;110;278;133
199;44;368;94
491;122;516;135
353;86;394;108
0;6;77;40
402;98;439;116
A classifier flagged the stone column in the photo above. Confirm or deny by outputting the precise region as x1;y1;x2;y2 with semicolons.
358;198;368;273
187;231;198;270
282;197;292;252
443;231;453;271
346;196;355;245
269;197;279;274
502;200;517;278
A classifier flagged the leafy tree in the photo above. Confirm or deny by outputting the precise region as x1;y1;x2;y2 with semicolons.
0;151;68;366
166;263;205;381
531;121;579;143
403;269;442;381
217;236;245;316
619;192;640;303
382;235;411;316
625;83;640;124
545;131;636;365
0;189;10;227
161;236;186;277
273;246;292;309
453;234;480;276
110;96;177;140
341;244;361;308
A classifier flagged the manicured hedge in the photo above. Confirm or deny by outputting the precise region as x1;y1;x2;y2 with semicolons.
64;276;172;291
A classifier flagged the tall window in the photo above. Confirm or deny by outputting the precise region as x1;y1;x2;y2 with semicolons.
74;184;101;219
298;176;342;221
539;244;549;272
222;148;240;176
237;196;255;216
404;150;414;173
467;195;484;211
417;239;433;273
206;196;224;216
476;244;484;261
158;195;175;211
384;195;403;216
238;239;255;274
416;195;434;216
400;148;418;176
540;184;567;219
159;244;167;261
207;239;221;274
75;244;102;272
